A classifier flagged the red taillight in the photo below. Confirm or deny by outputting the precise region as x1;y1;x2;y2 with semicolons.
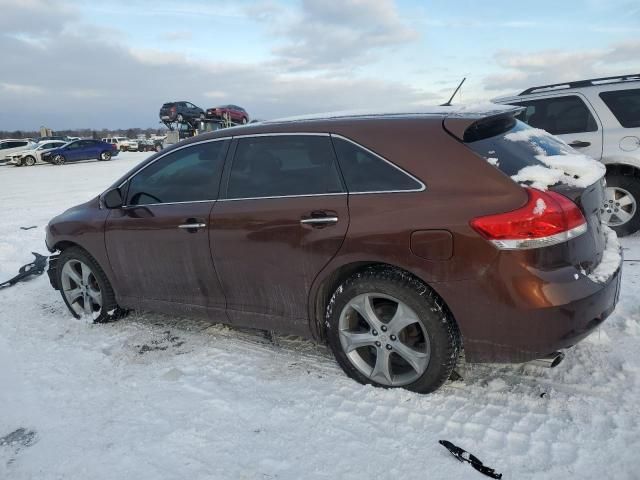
470;187;587;249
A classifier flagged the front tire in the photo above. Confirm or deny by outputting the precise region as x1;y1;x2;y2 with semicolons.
603;174;640;236
57;247;127;323
241;117;248;124
100;151;112;161
24;156;36;166
177;114;184;122
325;267;460;394
52;154;65;165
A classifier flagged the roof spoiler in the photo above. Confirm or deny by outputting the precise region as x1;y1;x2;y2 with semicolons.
443;106;524;142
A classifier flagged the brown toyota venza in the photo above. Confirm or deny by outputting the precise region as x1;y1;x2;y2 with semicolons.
46;105;622;393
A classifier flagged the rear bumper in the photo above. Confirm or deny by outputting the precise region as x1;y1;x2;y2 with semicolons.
437;247;623;363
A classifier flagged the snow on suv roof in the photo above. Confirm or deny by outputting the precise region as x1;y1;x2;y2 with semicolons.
266;103;521;124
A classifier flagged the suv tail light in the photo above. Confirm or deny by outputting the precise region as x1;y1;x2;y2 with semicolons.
470;187;587;249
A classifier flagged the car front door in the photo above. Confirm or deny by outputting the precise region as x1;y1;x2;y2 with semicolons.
105;139;230;318
63;141;83;161
210;134;349;335
514;93;603;159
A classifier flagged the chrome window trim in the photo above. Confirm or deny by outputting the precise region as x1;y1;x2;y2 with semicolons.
233;132;331;139
218;192;347;202
104;131;426;208
330;134;426;194
122;199;217;209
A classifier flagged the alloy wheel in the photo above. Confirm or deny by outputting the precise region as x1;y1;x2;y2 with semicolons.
338;293;430;386
25;156;36;166
60;259;102;319
602;186;636;226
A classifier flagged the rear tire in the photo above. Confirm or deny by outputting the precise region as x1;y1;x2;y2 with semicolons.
603;174;640;236
177;114;184;122
57;247;127;323
24;156;36;166
325;267;460;394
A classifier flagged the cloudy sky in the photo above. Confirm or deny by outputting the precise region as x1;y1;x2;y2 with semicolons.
1;0;638;130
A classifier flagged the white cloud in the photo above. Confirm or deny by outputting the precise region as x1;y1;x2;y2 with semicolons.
484;40;640;93
261;0;419;71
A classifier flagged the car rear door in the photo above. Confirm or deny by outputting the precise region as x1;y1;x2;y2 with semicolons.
105;139;230;318
210;133;349;335
513;93;603;159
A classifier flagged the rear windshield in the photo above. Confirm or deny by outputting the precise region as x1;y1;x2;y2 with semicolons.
465;119;605;190
466;120;567;176
162;103;174;108
599;89;640;128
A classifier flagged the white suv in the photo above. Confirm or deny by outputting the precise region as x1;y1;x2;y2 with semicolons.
102;137;138;152
494;74;640;236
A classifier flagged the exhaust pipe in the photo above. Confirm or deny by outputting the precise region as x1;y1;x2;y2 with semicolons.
530;351;565;368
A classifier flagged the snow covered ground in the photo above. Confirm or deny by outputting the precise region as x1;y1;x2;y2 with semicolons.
1;152;639;479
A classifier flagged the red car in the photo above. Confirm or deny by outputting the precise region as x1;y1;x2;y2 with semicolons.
206;104;249;124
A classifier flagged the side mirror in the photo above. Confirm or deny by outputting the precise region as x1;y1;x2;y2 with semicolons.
103;187;124;209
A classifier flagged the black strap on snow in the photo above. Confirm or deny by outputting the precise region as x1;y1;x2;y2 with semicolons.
439;440;502;479
0;253;48;289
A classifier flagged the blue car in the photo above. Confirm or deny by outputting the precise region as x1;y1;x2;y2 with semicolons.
41;139;118;165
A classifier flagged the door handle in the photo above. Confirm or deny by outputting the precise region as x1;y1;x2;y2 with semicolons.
178;223;206;229
178;218;207;232
300;216;338;225
569;140;591;148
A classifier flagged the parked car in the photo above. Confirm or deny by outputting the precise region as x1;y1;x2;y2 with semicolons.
42;139;118;165
494;74;640;236
0;139;37;164
102;137;137;152
45;106;621;393
38;136;68;142
159;101;205;123
206;104;249;124
7;140;67;166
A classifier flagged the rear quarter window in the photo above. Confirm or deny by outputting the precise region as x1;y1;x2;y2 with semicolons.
599;89;640;128
331;137;423;193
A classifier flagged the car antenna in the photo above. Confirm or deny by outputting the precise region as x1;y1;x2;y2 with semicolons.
440;77;466;106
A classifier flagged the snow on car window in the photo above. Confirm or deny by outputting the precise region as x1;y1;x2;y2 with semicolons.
467;120;604;190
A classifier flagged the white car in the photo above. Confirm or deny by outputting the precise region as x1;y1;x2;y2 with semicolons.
0;139;37;164
102;137;139;152
494;73;640;235
7;140;68;166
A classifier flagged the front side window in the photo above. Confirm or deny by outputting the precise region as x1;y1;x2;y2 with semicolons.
225;135;344;199
513;95;598;135
331;137;423;193
127;140;229;206
600;89;640;128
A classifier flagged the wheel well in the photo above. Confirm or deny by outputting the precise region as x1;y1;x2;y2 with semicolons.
53;240;82;253
606;163;640;178
312;262;459;344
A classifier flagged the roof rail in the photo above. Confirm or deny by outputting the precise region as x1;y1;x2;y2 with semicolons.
518;74;640;96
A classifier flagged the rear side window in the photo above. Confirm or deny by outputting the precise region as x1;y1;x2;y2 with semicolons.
513;95;598;135
225;135;344;199
331;137;422;193
466;120;570;176
599;89;640;128
127;140;229;206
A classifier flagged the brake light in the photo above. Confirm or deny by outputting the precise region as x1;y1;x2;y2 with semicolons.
470;187;587;249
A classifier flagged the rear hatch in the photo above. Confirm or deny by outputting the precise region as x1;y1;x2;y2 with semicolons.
160;103;176;118
461;115;607;274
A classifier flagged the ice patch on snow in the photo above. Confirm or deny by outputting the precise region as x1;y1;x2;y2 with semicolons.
588;226;622;283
